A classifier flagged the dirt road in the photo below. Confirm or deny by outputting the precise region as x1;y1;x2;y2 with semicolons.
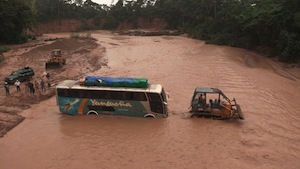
0;31;300;169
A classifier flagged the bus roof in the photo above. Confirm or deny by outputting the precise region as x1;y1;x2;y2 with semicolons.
56;80;163;93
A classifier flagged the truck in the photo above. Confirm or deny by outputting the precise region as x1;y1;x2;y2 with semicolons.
45;49;66;69
189;87;244;119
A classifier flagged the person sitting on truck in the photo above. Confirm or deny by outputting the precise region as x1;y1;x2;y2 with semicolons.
209;99;213;109
198;94;205;108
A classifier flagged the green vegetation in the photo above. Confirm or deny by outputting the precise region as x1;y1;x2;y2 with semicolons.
0;0;35;43
0;46;9;62
0;0;299;62
0;46;9;53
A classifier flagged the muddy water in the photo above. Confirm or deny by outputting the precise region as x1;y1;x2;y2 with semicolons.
0;31;300;169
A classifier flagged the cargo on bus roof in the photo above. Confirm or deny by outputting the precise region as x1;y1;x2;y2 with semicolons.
83;76;149;88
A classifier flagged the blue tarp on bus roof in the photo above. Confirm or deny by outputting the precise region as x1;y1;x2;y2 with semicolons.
84;76;149;88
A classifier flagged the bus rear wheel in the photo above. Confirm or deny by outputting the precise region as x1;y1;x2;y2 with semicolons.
87;111;98;115
144;114;155;118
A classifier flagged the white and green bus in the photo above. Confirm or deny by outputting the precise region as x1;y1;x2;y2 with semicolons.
55;80;168;118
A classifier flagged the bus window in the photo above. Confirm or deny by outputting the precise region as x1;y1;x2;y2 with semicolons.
70;89;87;98
57;89;70;97
69;89;79;98
132;92;147;101
148;93;161;102
81;90;88;98
102;91;111;99
109;91;127;100
147;93;163;114
88;90;111;99
122;92;132;100
88;90;103;99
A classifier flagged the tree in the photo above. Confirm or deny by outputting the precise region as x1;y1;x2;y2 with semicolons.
0;0;35;43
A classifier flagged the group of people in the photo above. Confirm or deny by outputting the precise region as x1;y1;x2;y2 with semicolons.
4;77;50;96
198;94;221;110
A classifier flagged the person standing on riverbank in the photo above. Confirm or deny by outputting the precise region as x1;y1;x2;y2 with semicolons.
41;79;46;91
35;81;40;92
28;81;35;95
4;82;10;96
14;80;21;92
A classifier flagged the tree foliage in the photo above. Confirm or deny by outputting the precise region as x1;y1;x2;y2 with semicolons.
0;0;34;43
152;0;300;62
1;0;299;62
35;0;106;21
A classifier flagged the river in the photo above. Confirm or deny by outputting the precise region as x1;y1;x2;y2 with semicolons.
0;31;299;169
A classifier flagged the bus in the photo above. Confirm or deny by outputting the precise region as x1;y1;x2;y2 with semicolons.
55;80;168;118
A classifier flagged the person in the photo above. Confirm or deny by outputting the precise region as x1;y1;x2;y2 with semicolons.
14;80;21;92
46;72;50;80
47;81;51;89
4;82;10;96
34;81;40;92
198;94;205;102
209;99;213;109
198;94;205;108
41;79;46;91
28;81;35;95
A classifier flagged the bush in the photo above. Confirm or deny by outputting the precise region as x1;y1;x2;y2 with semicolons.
0;46;8;62
0;46;9;53
103;15;118;30
277;30;300;62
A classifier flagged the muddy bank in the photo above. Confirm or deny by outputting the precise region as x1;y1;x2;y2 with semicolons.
0;34;105;137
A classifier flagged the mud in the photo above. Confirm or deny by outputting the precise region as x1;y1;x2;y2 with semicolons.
0;31;299;169
0;33;105;137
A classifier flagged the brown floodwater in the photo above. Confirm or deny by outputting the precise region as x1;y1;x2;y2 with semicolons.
0;31;300;169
